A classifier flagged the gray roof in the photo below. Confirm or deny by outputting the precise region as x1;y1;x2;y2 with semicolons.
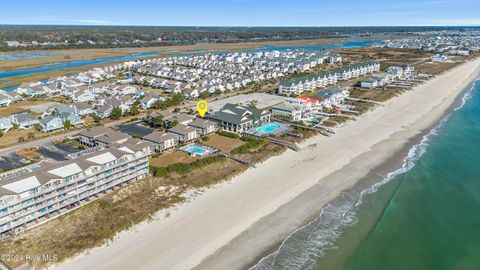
165;113;195;124
272;103;301;113
208;103;270;125
74;102;93;111
77;126;112;138
142;130;177;143
0;141;150;196
188;118;215;129
12;112;37;123
55;104;76;115
40;115;60;125
96;131;130;144
168;124;197;136
318;87;344;97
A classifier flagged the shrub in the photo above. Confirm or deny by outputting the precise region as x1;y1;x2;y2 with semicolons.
218;130;240;139
151;156;227;177
154;167;168;177
231;136;268;154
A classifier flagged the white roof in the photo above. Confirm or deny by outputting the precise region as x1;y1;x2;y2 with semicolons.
87;152;117;165
2;176;40;194
48;163;83;178
118;146;134;154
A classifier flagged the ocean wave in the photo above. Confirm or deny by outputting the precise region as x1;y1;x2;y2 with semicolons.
249;80;479;270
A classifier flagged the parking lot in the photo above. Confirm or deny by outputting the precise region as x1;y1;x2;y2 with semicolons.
200;93;287;112
37;142;81;161
117;122;154;136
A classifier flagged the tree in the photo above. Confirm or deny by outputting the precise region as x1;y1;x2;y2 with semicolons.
199;91;211;99
27;132;35;139
18;136;25;142
130;103;140;115
92;113;102;125
154;114;164;127
152;99;164;110
0;129;3;138
173;107;180;113
63;120;72;130
34;123;41;131
110;107;122;120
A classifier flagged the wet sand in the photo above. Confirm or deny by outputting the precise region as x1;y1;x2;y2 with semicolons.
54;57;480;270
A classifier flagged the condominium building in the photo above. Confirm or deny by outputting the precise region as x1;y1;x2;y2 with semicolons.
0;140;152;237
278;61;380;95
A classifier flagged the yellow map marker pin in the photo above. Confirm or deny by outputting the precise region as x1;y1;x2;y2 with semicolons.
196;100;208;117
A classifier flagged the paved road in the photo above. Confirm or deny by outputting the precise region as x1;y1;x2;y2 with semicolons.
0;114;146;156
0;85;257;157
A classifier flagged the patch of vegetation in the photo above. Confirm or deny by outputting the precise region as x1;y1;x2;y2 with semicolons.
217;130;240;139
151;155;227;176
231;136;268;154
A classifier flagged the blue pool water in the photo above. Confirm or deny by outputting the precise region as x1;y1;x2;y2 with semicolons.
183;144;213;156
256;123;281;133
187;146;208;154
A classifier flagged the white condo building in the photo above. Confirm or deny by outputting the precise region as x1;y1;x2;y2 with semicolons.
0;140;152;237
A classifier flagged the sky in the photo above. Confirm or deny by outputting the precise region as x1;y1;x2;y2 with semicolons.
1;0;480;27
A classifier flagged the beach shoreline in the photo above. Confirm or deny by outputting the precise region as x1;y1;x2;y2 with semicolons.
53;56;480;270
202;73;480;270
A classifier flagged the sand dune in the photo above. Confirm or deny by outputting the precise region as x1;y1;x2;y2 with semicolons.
55;57;480;270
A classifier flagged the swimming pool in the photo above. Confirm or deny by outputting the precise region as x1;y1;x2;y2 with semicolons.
185;146;208;155
180;143;216;156
256;123;281;133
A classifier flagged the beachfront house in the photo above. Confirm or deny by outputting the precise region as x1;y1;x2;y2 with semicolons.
94;131;131;148
141;131;177;152
207;103;272;133
187;118;217;136
76;126;112;147
271;102;303;121
318;87;349;108
167;124;198;144
164;114;195;128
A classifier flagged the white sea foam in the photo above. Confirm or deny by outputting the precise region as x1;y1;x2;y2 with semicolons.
249;80;479;270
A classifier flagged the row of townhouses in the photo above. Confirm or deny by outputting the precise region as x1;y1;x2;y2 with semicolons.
272;87;349;121
132;50;342;98
278;61;380;95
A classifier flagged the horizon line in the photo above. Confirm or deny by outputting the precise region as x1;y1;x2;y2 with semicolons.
0;24;479;28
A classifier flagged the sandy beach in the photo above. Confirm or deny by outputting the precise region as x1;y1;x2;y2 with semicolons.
54;57;480;270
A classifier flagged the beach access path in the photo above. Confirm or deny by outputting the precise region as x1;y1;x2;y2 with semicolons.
55;57;480;270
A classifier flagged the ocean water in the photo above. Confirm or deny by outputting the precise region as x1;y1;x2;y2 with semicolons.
251;79;480;270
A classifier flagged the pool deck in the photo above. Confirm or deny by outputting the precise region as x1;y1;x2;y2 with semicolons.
244;122;291;137
179;143;218;157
